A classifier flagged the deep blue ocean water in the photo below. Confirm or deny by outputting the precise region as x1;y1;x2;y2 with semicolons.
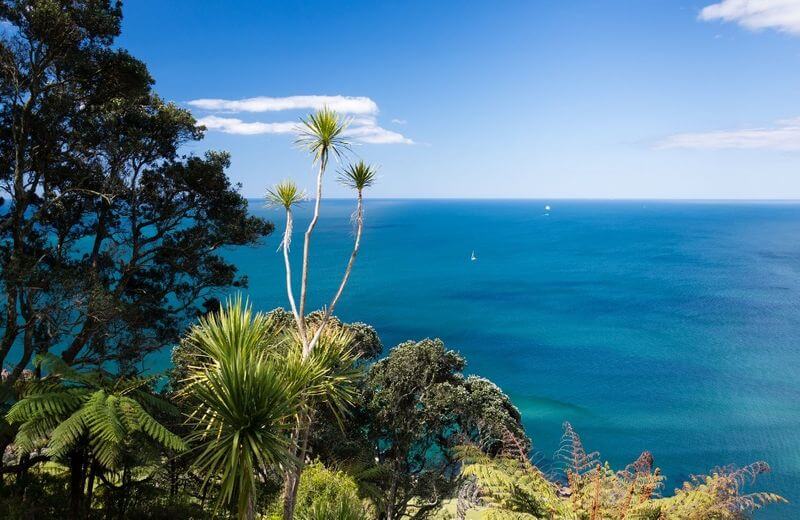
176;199;800;517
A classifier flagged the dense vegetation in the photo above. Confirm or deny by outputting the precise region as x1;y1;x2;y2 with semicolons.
0;1;787;519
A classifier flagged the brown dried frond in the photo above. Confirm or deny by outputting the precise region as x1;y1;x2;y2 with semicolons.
555;421;600;476
456;477;481;520
499;425;529;463
722;461;771;493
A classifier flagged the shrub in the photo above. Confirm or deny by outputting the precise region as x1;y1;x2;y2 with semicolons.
294;462;365;518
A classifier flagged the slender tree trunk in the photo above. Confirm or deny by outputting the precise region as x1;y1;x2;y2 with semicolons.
282;209;305;341
282;413;312;520
299;160;326;356
386;469;399;520
68;450;86;519
85;461;96;515
307;191;363;351
246;493;256;520
15;452;29;493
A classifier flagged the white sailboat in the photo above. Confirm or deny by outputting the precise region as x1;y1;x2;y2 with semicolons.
470;250;477;261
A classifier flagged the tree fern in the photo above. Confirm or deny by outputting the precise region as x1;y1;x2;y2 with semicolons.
6;353;186;471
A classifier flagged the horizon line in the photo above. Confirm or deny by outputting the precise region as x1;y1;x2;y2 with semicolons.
244;196;800;203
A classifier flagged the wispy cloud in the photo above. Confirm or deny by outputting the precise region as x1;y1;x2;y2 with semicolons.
657;117;800;150
188;95;378;114
190;94;412;144
196;115;298;135
391;118;407;125
700;0;800;35
345;117;413;144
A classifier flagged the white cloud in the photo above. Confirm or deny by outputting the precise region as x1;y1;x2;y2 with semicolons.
657;117;800;150
344;117;413;144
192;95;413;144
197;115;298;135
391;118;407;125
700;0;800;35
188;95;378;114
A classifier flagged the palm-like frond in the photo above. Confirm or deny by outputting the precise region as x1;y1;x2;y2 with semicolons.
555;421;599;478
332;453;391;504
267;179;306;209
295;107;351;168
7;387;88;423
284;325;361;427
179;296;302;519
338;161;378;192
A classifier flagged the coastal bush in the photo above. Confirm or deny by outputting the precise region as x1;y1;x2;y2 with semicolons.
457;422;786;520
362;338;528;519
293;462;365;518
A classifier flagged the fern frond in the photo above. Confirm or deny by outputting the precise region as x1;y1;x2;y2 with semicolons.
127;397;186;452
47;406;91;460
6;388;87;422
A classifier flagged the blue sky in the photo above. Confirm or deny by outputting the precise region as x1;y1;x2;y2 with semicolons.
119;0;800;199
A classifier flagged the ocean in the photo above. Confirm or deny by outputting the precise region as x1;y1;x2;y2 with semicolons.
196;199;800;516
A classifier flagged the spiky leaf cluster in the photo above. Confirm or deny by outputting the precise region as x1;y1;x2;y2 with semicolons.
338;161;378;192
177;296;363;519
295;107;351;168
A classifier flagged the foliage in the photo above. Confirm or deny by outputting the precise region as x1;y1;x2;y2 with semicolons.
293;461;366;519
295;499;368;520
655;462;787;519
177;297;302;519
363;338;528;519
295;107;351;169
459;444;573;519
177;297;364;519
6;353;184;469
265;308;383;361
266;180;306;210
339;161;379;191
0;0;272;382
457;422;786;520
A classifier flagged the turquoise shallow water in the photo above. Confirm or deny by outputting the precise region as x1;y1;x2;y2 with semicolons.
186;199;800;517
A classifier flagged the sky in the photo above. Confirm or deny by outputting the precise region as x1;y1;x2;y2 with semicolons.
118;0;800;199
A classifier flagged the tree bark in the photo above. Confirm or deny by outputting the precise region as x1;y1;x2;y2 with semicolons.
299;160;325;356
282;413;311;520
307;191;363;352
281;209;305;342
85;461;96;516
386;469;399;520
68;449;86;519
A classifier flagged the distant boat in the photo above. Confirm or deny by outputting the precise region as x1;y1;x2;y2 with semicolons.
545;205;551;211
470;250;477;261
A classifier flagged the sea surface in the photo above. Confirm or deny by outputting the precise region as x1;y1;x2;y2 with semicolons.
206;200;800;517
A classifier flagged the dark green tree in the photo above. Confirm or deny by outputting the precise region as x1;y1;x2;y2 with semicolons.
0;0;272;382
362;338;527;520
